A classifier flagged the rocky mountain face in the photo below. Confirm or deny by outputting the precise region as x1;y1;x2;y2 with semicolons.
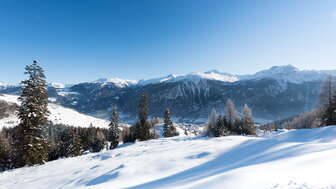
0;65;329;123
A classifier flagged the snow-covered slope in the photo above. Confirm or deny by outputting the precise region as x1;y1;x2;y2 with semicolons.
0;94;109;129
2;126;336;189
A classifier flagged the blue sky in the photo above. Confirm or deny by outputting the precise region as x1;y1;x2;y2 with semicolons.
0;0;335;83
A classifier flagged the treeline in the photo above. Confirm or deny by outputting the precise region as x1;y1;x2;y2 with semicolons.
0;124;109;170
120;94;179;143
261;75;336;131
206;99;256;137
0;61;179;171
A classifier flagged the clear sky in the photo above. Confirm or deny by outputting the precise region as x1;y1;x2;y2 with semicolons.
0;0;336;83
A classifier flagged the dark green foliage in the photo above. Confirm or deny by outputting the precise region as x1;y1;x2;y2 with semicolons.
108;105;120;149
233;118;244;135
70;133;83;157
163;108;178;137
212;116;226;137
0;134;12;171
321;93;336;126
135;120;151;141
319;75;336;126
122;125;136;143
135;92;152;141
14;61;50;168
1;124;108;171
89;129;106;153
207;116;228;137
138;92;149;123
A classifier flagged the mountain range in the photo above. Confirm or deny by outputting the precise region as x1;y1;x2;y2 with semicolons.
0;65;333;123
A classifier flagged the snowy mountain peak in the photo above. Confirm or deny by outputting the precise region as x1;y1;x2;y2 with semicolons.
138;70;238;86
49;82;65;89
204;69;222;74
267;65;299;73
93;78;138;88
238;65;328;84
253;65;300;77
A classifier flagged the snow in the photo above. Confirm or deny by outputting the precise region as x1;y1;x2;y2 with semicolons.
2;126;336;188
0;94;109;129
93;78;138;88
4;65;336;91
91;65;336;88
49;82;65;89
138;70;239;86
239;65;336;84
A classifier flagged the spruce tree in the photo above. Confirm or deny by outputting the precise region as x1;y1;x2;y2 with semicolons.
163;108;178;137
135;92;151;141
108;105;120;149
69;132;83;157
320;75;336;126
0;134;12;171
14;61;49;167
90;129;106;152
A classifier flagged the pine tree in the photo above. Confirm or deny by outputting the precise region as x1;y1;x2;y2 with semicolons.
90;129;106;153
69;131;83;157
135;92;151;141
320;75;336;126
14;61;49;167
0;134;12;171
108;105;120;149
163;108;178;137
242;104;256;135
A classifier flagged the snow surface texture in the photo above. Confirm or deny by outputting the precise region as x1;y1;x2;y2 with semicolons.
2;126;336;189
0;94;109;129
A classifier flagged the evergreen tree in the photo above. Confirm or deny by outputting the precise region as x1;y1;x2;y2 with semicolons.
135;92;151;141
108;105;120;149
320;75;336;126
69;131;83;157
0;134;12;171
90;129;106;152
163;108;178;137
14;61;49;167
242;104;256;135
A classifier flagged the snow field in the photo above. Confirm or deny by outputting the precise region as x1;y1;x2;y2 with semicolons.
2;126;336;188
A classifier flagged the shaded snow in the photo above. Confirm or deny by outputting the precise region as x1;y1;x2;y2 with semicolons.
1;126;336;188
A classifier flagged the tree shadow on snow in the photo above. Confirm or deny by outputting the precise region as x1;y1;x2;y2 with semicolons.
85;164;125;186
127;137;336;189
